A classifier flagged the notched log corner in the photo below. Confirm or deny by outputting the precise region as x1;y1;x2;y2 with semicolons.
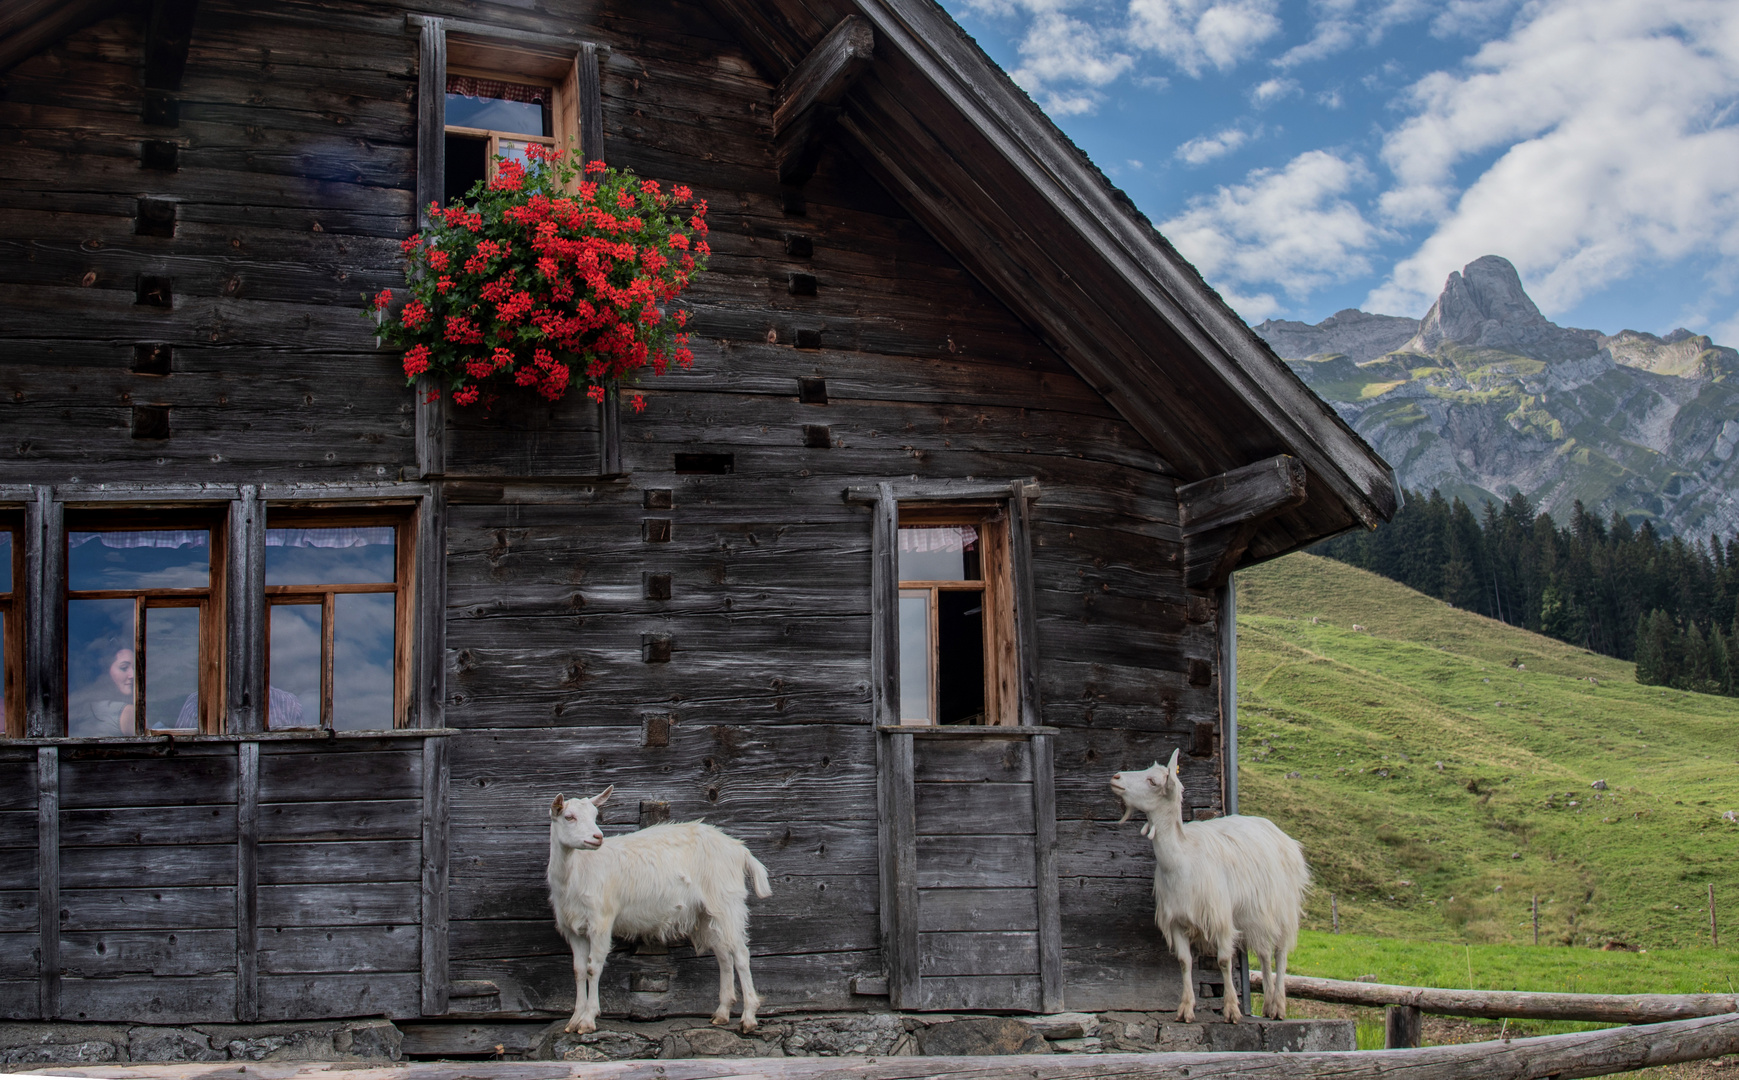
1178;455;1307;589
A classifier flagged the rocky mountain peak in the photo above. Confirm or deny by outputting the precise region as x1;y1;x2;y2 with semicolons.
1403;255;1598;360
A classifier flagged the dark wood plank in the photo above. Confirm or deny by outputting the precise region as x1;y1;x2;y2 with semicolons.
258;748;422;803
60;928;235;978
416;488;447;729
919;930;1039;977
421;734;450;1016
257;882;422;927
916;835;1035;889
236;739;260;1022
60;805;236;847
255;799;423;843
0;761;36;811
61;886;236;931
414;16;445;227
914;782;1034;836
257;971;422;1021
0;931;39;979
1031;732;1064;1013
880;728;917;1008
59;752;237;808
227;486;266;734
1178;455;1308;537
0;848;36;891
773;16;873;186
38;746;57;1019
256;840;422;886
258;924;420;975
62;843;233;888
0;811;36;848
918;973;1041;1012
0;890;36;933
59;975;237;1024
1010;481;1042;727
912;737;1031;783
870;482;898;726
25;490;63;737
917;887;1036;933
579;43;604;166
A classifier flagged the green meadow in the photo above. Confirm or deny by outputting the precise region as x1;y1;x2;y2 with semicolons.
1234;554;1739;959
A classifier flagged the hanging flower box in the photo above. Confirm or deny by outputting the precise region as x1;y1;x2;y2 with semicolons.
374;147;710;412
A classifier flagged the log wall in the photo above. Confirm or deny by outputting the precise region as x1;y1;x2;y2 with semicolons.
0;0;1231;1020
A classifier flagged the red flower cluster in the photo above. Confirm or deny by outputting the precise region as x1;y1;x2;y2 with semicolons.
372;145;708;407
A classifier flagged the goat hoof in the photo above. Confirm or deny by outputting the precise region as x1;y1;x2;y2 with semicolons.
564;1019;596;1035
1175;1010;1194;1024
710;1014;731;1027
740;1019;758;1034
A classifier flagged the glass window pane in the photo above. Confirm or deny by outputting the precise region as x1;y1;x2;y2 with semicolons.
269;604;322;729
898;526;980;582
69;530;209;591
445;133;488;204
266;527;395;586
898;590;931;723
332;593;395;730
445;93;547;136
937;590;987;725
145;607;201;731
68;598;136;736
0;531;11;592
1;610;6;712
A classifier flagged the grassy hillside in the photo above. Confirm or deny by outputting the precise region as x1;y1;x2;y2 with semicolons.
1235;554;1739;949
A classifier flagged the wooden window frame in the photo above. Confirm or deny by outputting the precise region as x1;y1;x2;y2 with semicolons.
1;514;21;738
442;54;579;198
61;509;228;736
263;508;417;731
896;505;1019;726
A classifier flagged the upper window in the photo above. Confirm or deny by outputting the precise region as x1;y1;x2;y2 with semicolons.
65;520;220;737
1;520;19;738
444;74;557;203
897;507;1018;725
264;515;411;731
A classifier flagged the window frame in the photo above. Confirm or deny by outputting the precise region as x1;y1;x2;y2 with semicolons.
896;506;1018;726
1;513;21;738
61;508;228;736
262;508;417;731
862;479;1041;730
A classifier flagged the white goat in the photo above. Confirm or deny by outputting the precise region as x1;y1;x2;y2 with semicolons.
1110;750;1309;1023
547;786;772;1033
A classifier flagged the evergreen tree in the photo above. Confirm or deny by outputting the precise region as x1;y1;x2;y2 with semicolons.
1634;610;1674;687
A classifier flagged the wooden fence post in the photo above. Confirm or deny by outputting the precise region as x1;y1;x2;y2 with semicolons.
1385;1005;1422;1049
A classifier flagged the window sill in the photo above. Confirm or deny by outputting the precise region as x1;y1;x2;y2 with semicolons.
876;724;1057;738
3;727;458;746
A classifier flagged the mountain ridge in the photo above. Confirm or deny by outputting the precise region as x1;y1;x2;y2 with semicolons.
1255;256;1739;537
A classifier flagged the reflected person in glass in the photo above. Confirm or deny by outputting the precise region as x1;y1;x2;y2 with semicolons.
72;644;136;736
175;685;306;730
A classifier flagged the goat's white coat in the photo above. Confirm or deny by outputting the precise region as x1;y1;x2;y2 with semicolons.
547;787;772;1033
1110;750;1309;1023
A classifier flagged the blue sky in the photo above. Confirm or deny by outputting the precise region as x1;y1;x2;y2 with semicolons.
937;0;1739;342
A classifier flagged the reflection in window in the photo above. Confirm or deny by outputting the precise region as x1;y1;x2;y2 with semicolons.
65;529;211;736
265;525;400;730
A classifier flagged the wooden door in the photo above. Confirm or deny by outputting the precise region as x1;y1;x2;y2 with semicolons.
877;727;1062;1011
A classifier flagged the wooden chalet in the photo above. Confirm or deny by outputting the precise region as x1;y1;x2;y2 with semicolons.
0;0;1397;1031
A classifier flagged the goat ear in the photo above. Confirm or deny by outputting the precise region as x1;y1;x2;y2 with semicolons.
592;784;615;807
1166;748;1180;776
550;794;565;816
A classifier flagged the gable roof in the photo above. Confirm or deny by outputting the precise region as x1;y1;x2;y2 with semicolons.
706;0;1399;563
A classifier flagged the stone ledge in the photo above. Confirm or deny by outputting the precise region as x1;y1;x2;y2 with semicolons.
0;1021;400;1066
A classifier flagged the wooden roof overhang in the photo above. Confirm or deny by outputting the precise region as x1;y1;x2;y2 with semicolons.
707;0;1400;580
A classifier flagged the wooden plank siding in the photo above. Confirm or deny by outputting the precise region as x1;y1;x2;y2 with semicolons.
0;0;1233;1025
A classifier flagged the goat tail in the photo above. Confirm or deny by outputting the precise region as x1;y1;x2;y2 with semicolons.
746;852;772;899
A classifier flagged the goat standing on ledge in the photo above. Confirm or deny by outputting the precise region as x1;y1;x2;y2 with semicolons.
548;787;773;1034
1111;750;1309;1024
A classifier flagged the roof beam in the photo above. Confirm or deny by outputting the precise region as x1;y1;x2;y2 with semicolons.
1178;455;1308;589
142;0;199;126
773;16;874;186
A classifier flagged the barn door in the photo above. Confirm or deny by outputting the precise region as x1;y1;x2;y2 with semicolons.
877;726;1062;1011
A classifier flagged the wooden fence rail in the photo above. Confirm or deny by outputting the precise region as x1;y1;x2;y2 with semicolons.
1252;970;1739;1023
24;1012;1739;1080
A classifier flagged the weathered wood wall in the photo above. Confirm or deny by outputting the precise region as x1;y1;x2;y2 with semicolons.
0;0;1230;1021
0;736;442;1023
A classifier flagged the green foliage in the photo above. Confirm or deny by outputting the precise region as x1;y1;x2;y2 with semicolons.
1237;554;1739;950
1313;488;1739;698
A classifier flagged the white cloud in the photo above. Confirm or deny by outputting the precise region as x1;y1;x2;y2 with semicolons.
1162;150;1387;319
1176;126;1249;164
1008;9;1136;112
1367;0;1739;318
1249;76;1299;106
1128;0;1282;76
1317;88;1344;108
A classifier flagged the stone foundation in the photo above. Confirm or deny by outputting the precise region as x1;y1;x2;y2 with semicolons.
0;1013;1352;1066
